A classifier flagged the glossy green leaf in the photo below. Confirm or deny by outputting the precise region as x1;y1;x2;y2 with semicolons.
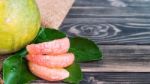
3;53;37;84
64;63;83;84
34;28;66;43
15;48;27;57
69;37;102;62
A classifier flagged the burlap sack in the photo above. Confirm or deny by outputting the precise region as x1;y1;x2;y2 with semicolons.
36;0;75;30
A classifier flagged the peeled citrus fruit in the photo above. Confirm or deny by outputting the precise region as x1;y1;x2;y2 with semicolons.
27;53;74;68
29;62;69;81
27;38;70;55
26;37;74;82
0;0;40;54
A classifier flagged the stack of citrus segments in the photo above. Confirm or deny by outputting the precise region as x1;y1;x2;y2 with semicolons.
26;38;75;81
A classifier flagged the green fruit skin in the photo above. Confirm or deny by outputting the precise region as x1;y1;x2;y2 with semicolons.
0;0;41;54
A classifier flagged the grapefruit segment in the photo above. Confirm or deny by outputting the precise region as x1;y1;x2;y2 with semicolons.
27;53;74;68
29;62;69;81
26;37;70;55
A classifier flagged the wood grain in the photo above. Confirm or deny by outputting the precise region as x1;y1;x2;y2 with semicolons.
31;72;150;84
61;23;150;44
81;72;150;84
81;45;150;72
60;0;150;44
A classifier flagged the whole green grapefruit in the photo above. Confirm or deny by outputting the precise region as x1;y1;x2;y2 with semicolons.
0;0;40;54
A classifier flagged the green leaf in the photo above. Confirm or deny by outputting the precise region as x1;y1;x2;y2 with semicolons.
3;53;37;84
69;37;102;62
34;28;66;43
64;63;83;84
14;48;27;58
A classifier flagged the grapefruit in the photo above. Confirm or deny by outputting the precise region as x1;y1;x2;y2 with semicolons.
27;38;70;55
0;0;40;54
27;53;74;68
29;62;69;81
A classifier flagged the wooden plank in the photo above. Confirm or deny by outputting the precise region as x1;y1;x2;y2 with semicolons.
71;0;150;17
73;0;150;7
60;0;150;44
81;45;150;72
31;72;150;84
65;0;150;23
81;72;150;84
61;23;150;44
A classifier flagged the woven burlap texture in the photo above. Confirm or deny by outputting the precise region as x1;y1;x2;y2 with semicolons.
36;0;75;29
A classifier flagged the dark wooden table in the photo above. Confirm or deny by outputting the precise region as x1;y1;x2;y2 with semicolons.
60;0;150;84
